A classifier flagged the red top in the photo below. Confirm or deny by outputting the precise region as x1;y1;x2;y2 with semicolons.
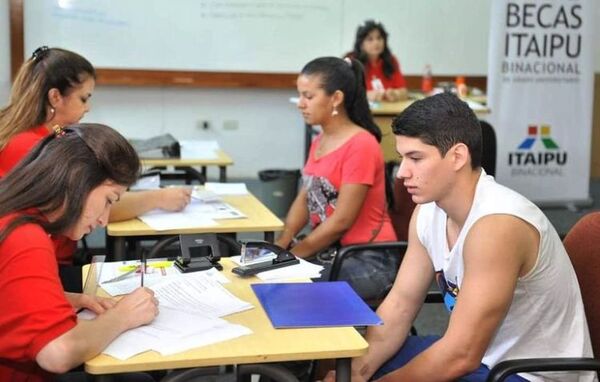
0;125;77;264
363;55;407;91
0;125;49;177
0;212;77;381
303;131;397;246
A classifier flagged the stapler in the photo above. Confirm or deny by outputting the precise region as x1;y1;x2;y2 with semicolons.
232;241;299;277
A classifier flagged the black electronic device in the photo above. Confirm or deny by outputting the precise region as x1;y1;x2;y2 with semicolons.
174;233;223;273
232;241;299;277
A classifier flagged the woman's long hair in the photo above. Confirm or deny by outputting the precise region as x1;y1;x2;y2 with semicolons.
0;123;140;243
301;56;381;142
352;20;395;79
0;47;95;149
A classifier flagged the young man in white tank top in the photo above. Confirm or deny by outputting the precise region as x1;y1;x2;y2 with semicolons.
332;93;594;382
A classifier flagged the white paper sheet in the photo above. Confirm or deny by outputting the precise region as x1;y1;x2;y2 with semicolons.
179;140;220;160
150;274;253;317
138;210;218;231
204;182;249;195
229;256;324;281
102;306;252;360
99;261;230;296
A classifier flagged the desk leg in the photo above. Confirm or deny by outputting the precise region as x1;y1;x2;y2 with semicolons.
264;231;274;243
336;358;351;382
219;166;227;182
201;166;207;182
113;237;126;261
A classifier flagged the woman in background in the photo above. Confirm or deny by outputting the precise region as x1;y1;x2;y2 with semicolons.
0;123;158;381
349;20;408;102
0;47;191;269
276;56;399;301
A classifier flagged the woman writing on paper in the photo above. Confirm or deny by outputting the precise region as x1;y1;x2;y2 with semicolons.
0;123;158;381
275;57;399;300
347;20;408;102
0;47;191;272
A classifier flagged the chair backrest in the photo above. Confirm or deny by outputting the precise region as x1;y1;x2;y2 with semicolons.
562;211;600;356
389;176;416;241
480;121;497;177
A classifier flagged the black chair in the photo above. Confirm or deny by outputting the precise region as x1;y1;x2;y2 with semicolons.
480;121;497;177
487;212;600;381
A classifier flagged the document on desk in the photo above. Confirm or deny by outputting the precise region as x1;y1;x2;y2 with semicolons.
102;306;252;360
179;140;220;160
138;199;244;231
138;209;218;231
99;261;229;296
205;182;249;195
151;273;253;317
230;256;324;281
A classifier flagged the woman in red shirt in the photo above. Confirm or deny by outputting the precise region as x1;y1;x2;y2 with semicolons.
276;57;399;301
0;47;192;269
349;20;408;103
0;123;158;381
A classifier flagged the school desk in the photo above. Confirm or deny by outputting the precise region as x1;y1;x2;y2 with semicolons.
140;149;234;182
106;192;283;261
84;258;368;382
372;97;491;163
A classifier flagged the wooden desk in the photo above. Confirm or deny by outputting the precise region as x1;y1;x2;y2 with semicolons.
107;193;284;260
371;98;490;162
140;149;234;182
85;259;368;382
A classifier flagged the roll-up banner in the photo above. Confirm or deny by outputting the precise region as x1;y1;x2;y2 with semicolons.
487;0;596;205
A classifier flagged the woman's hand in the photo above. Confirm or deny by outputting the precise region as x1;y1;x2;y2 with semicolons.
65;292;117;314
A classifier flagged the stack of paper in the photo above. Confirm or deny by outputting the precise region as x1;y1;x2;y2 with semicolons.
102;306;251;360
204;182;248;195
138;197;245;231
98;272;254;359
179;140;220;160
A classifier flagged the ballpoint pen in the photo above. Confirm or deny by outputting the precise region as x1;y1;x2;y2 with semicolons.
141;251;146;287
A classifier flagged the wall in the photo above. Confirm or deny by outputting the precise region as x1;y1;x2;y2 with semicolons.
1;0;599;179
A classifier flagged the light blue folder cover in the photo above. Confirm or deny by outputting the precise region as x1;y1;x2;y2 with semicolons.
251;282;383;328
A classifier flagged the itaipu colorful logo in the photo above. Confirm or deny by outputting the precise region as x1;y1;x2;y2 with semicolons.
508;124;567;176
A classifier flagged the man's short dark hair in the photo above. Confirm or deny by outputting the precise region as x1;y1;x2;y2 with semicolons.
392;92;482;169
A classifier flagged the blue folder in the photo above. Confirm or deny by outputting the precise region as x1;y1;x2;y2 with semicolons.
251;282;383;328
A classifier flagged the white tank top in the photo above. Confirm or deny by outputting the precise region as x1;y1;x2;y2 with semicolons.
417;171;594;382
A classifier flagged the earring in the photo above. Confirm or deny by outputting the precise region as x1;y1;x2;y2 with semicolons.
48;107;55;120
331;106;339;117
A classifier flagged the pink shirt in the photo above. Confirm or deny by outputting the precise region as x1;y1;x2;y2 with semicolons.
303;131;397;246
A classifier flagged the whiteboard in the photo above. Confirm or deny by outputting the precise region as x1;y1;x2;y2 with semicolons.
24;0;343;73
22;0;493;75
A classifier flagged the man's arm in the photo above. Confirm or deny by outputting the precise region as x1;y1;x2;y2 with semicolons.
352;206;435;381
378;214;539;381
288;183;368;258
35;287;158;374
108;188;192;222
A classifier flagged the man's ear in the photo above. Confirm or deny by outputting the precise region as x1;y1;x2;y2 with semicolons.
450;143;470;171
47;88;61;109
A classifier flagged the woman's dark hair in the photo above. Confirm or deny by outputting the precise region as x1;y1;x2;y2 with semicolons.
301;56;381;142
392;92;483;169
0;47;96;149
352;20;395;79
0;123;140;242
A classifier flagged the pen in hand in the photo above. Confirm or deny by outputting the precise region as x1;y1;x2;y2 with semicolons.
141;253;146;287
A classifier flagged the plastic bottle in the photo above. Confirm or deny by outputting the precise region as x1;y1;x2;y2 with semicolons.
421;65;433;94
455;76;468;98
